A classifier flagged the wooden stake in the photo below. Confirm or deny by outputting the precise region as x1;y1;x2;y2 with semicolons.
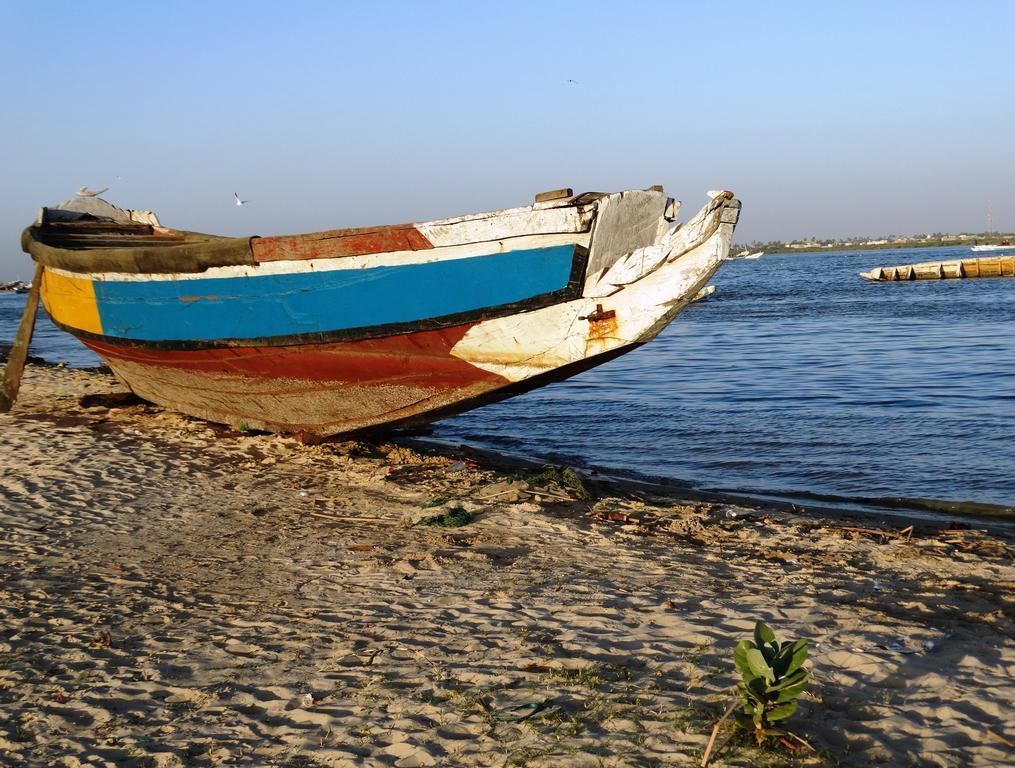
701;698;739;767
0;263;44;413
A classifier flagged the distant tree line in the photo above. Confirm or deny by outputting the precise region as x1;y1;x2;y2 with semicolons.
733;231;1015;255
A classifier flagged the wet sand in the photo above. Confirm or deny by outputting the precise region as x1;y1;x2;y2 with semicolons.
1;363;1012;767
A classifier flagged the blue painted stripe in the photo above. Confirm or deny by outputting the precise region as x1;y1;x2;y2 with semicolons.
93;244;577;342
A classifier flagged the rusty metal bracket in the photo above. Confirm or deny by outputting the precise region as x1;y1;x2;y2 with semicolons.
579;304;616;322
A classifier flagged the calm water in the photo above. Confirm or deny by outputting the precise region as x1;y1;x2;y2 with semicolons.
435;246;1015;512
3;246;1013;512
0;293;103;368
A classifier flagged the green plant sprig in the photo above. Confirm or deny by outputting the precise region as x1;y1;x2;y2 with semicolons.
733;620;809;744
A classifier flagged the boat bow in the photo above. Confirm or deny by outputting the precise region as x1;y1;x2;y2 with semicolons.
448;191;740;382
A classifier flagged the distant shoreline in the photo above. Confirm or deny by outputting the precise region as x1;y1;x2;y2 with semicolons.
738;235;1015;256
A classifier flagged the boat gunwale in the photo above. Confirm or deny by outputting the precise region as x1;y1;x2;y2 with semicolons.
22;194;599;276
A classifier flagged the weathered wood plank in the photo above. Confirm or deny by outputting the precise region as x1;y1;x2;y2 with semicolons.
0;263;44;412
535;187;573;203
253;225;433;262
418;206;594;248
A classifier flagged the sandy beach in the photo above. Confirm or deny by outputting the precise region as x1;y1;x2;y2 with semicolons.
1;362;1012;767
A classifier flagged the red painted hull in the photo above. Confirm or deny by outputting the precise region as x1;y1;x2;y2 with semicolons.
82;323;509;434
251;224;434;263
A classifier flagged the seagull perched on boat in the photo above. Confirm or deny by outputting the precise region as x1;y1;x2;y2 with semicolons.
234;192;248;206
77;186;108;197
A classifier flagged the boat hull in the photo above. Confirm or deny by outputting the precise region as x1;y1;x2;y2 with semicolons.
79;328;645;435
81;325;510;434
970;244;1015;252
29;188;740;435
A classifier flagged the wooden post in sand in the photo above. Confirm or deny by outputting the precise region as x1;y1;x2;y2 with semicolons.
0;263;44;413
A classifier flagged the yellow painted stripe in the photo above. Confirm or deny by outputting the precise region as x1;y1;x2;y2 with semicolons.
40;269;103;335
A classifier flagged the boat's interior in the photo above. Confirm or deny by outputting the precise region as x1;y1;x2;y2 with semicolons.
32;219;187;250
24;204;256;274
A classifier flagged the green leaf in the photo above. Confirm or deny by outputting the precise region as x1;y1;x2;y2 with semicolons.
745;648;774;683
739;680;764;704
775;679;809;702
747;677;768;698
773;644;792;676
419;506;475;528
768;667;807;691
784;639;809;675
766;699;798;722
754;621;777;649
738;685;763;702
733;639;753;676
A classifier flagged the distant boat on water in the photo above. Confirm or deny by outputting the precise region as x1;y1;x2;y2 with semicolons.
971;242;1015;252
17;186;741;435
731;250;763;260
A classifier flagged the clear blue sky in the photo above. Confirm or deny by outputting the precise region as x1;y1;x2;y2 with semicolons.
2;0;1013;279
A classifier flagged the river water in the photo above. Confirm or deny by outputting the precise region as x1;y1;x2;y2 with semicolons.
3;246;1013;514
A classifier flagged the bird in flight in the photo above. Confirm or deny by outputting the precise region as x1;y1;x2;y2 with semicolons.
234;193;248;206
566;79;579;85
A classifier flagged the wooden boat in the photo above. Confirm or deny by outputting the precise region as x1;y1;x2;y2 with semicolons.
860;255;1015;281
971;242;1015;252
20;186;740;435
